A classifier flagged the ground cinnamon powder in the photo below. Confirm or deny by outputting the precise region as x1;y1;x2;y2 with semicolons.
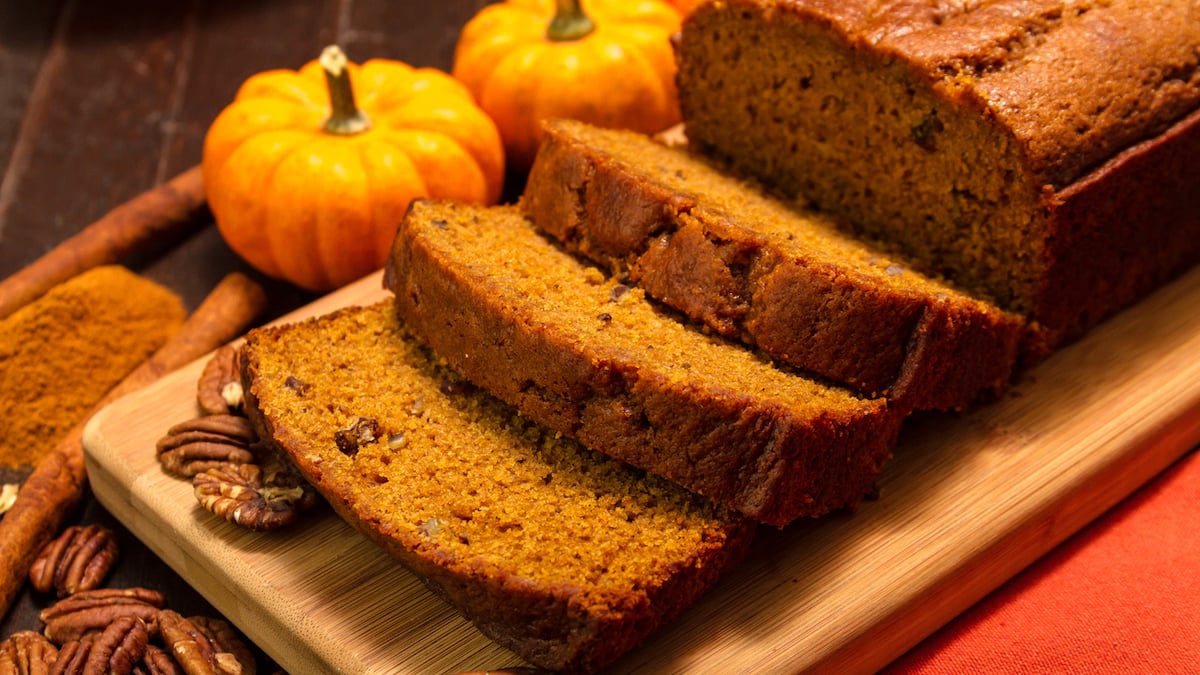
0;265;184;469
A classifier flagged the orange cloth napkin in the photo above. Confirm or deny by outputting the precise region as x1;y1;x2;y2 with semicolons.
885;449;1200;673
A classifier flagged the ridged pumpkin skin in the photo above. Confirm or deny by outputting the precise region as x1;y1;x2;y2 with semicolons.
453;0;681;170
665;0;706;15
203;56;505;292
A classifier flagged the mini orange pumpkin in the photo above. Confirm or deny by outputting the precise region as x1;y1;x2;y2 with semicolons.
203;46;505;292
665;0;707;16
453;0;681;170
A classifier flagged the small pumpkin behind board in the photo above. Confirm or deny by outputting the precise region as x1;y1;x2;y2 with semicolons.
202;46;505;292
453;0;682;171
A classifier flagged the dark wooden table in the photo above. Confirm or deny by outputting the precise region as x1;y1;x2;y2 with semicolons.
0;0;490;666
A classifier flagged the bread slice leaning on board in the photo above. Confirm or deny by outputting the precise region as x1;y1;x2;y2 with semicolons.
239;301;755;673
386;200;906;528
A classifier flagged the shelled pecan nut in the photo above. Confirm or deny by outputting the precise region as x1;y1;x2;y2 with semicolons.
39;588;166;645
49;638;93;672
82;615;149;675
0;630;58;674
29;524;119;597
156;415;257;478
197;346;243;416
139;644;183;675
187;617;254;675
192;455;317;532
48;639;90;675
157;611;251;675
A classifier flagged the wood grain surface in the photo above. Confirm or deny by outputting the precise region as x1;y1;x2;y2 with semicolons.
82;264;1200;674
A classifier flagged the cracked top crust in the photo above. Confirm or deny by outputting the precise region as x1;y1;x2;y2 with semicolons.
725;0;1200;187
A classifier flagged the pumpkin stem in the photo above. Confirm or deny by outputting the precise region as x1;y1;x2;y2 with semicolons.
320;45;371;136
547;0;596;42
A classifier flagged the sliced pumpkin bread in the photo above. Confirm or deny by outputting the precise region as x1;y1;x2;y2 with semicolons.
385;200;906;527
674;0;1200;346
239;301;755;673
521;118;1030;412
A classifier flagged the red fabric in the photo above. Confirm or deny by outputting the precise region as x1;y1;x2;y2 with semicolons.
885;449;1200;674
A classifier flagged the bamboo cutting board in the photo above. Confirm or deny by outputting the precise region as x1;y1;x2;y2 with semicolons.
83;266;1200;674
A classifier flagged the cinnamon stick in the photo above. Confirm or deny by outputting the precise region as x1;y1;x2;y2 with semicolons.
0;166;207;322
0;272;266;617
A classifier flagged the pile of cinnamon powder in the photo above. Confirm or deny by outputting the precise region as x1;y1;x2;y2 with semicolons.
0;265;183;470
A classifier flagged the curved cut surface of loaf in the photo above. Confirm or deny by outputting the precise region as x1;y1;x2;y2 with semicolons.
676;0;1200;344
522;118;1030;411
386;200;906;527
240;301;755;673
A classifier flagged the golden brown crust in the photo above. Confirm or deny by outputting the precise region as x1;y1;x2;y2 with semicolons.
387;201;905;526
522;119;1027;411
676;0;1200;346
728;0;1200;188
1032;106;1200;339
350;509;754;674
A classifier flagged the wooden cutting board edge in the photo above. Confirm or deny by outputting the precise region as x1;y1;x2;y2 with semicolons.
605;261;1200;673
82;267;1200;674
83;357;363;673
832;394;1200;674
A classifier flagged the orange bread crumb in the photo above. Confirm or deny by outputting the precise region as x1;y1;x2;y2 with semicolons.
675;0;1200;345
240;301;754;672
386;200;905;526
522;118;1029;411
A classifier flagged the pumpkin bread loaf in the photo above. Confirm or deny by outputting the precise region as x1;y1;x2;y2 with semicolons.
385;200;906;527
675;0;1200;346
522;118;1028;411
239;301;755;673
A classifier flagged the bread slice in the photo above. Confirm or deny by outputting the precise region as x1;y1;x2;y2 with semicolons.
240;301;754;673
522;118;1029;411
675;0;1200;346
385;200;906;527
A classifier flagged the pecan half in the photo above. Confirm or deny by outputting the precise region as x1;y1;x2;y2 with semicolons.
29;524;119;597
82;616;149;675
187;617;254;675
192;455;317;532
0;631;58;674
158;611;252;675
49;639;90;675
138;644;183;675
197;346;243;416
156;416;257;478
39;588;166;645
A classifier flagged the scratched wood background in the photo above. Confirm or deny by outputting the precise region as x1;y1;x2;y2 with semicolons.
0;0;490;653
